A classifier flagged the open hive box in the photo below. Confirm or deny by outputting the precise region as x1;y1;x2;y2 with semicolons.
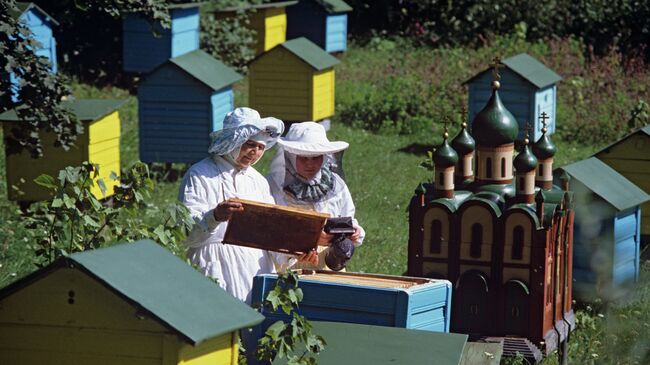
223;198;329;255
251;270;453;336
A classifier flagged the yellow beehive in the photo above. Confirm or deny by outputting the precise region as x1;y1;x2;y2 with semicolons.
0;99;123;201
0;240;263;364
594;125;650;236
214;1;296;55
249;37;339;121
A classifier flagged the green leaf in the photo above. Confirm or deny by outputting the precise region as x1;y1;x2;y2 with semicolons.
82;215;100;228
265;320;285;341
97;178;107;196
34;174;58;189
63;195;76;209
51;197;64;208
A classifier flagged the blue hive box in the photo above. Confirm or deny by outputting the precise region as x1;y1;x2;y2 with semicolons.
251;270;452;333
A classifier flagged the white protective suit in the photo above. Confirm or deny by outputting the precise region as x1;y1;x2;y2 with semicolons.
180;155;292;304
267;150;365;270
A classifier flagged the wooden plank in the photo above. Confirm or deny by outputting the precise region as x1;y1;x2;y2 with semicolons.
0;324;164;359
600;157;650;174
178;333;233;365
460;342;503;365
263;8;286;51
596;134;649;159
223;198;329;255
0;268;167;333
297;270;430;288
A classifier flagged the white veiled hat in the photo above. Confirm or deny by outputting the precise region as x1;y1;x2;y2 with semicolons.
208;107;284;155
277;122;348;156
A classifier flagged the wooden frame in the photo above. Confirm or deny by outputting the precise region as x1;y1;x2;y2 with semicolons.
223;198;329;255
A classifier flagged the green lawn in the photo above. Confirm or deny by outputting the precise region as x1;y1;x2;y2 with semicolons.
1;39;649;364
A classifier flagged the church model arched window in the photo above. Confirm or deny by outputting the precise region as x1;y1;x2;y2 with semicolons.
501;157;506;178
512;225;524;260
470;223;483;258
486;158;492;178
439;172;444;185
538;163;543;176
430;220;442;254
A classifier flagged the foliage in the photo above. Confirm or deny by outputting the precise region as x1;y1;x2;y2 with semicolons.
200;1;263;73
0;0;171;158
346;0;650;60
0;0;79;158
24;161;192;264
256;271;326;365
336;35;650;146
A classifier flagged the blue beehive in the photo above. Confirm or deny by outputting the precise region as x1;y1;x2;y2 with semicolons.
252;270;452;334
465;54;562;142
555;157;650;301
138;49;242;164
122;3;200;73
286;0;352;53
9;3;58;101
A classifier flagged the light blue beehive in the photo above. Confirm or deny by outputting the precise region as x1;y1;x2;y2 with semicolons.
122;3;200;73
138;50;241;164
251;271;452;334
286;0;351;53
9;3;58;101
555;157;650;301
465;54;562;142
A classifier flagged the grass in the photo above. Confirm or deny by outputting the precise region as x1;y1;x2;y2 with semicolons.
1;38;649;364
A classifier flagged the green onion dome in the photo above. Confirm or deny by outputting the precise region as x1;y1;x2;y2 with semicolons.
514;139;538;172
532;127;557;160
432;133;459;168
471;82;519;147
451;122;475;155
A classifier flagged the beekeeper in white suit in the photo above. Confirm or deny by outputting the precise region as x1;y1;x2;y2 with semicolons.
179;107;316;304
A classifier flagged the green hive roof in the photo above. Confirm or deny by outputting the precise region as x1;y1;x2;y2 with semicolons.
471;87;519;146
514;144;538;172
464;53;561;89
273;321;467;365
12;2;59;25
277;37;340;70
314;0;353;13
559;157;650;211
451;123;475;155
532;130;557;159
432;138;459;168
169;49;242;91
0;99;126;122
0;240;264;345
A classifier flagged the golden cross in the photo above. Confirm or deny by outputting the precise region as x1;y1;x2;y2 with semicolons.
539;112;550;128
460;105;467;121
443;117;450;133
490;56;504;81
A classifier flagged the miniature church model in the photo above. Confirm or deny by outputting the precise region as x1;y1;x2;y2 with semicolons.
407;59;575;362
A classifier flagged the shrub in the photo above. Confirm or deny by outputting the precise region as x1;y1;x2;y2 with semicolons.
336;35;650;146
26;161;193;264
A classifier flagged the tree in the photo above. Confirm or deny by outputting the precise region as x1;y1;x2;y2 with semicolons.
0;0;170;158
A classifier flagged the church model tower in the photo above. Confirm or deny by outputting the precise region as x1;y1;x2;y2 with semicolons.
407;58;575;361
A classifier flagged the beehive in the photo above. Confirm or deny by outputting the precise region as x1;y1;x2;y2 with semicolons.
0;99;124;201
0;240;263;365
556;157;650;301
122;3;200;73
138;49;242;164
465;54;562;142
594;125;650;238
249;37;339;122
286;0;352;53
252;270;452;333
